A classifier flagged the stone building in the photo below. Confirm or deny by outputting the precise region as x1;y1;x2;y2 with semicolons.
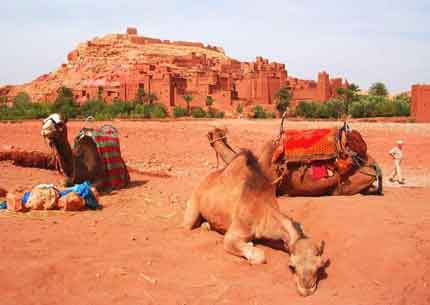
411;85;430;122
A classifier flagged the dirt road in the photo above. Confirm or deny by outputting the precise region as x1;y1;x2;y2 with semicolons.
1;119;429;305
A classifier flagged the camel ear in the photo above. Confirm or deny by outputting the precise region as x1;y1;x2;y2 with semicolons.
318;240;325;255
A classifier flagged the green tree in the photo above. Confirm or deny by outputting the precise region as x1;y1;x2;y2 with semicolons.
393;92;410;104
274;86;292;115
336;83;360;116
205;95;215;114
12;92;31;110
52;86;79;118
369;82;388;97
183;94;193;115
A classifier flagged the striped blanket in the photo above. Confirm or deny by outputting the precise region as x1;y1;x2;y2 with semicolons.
75;125;129;190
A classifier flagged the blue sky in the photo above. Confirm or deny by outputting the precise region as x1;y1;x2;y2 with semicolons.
2;0;429;93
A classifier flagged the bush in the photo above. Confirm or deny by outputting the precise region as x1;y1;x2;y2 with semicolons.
350;95;411;118
206;107;225;119
173;106;188;118
250;105;276;119
393;99;410;116
149;103;168;118
80;100;107;118
266;111;276;119
252;105;267;119
296;101;320;118
191;107;207;118
107;100;136;117
94;112;114;121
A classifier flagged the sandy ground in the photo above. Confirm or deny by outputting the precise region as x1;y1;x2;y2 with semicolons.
0;119;430;305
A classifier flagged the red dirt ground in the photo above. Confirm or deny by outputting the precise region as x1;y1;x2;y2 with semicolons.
1;119;430;305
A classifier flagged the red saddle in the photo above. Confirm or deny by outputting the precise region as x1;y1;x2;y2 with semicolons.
272;128;338;163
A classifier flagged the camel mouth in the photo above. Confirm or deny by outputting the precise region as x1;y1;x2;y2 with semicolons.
296;282;318;297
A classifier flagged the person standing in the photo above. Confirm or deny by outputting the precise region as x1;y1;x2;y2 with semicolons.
389;140;405;184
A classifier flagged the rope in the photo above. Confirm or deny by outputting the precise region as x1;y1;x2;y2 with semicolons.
271;163;288;185
208;135;227;145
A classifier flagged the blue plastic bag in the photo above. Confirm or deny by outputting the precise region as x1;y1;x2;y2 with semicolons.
59;181;100;209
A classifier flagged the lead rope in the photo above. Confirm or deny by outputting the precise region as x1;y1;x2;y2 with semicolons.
272;112;289;185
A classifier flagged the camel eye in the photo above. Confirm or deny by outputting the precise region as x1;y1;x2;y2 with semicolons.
289;265;296;273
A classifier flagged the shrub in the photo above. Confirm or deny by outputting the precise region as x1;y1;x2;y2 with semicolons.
206;107;225;119
393;99;410;116
149;103;168;118
80;100;107;118
191;107;207;118
295;101;320;118
173;106;188;118
94;112;114;121
266;111;276;119
107;100;136;117
252;105;267;119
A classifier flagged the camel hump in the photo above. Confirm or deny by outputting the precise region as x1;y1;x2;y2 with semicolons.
221;149;271;187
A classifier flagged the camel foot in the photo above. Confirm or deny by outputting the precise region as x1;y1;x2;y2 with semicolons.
201;222;211;231
245;246;266;265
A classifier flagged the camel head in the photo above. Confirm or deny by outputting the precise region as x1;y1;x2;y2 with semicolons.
289;239;328;297
41;113;68;146
207;127;228;146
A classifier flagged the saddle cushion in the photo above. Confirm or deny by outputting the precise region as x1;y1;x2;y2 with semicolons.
76;125;129;190
273;128;338;163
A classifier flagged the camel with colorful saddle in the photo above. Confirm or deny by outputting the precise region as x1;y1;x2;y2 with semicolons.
207;121;382;196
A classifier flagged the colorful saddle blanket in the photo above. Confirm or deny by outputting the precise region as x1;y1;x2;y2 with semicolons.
75;125;129;190
273;128;338;162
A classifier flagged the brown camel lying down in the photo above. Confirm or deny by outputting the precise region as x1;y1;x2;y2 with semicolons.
183;150;328;296
208;127;383;196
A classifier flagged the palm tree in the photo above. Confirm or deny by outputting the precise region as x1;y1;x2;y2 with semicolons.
205;95;214;112
183;94;193;115
369;82;388;97
336;83;360;117
274;86;292;116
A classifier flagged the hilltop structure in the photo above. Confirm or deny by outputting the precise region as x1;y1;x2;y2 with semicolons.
1;27;347;111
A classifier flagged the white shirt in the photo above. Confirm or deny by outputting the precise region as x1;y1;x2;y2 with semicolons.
389;147;403;160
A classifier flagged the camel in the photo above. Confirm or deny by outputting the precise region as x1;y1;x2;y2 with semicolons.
41;113;129;191
207;127;383;196
183;150;328;296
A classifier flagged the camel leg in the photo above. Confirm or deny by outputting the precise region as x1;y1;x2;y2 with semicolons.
183;195;202;230
223;227;266;265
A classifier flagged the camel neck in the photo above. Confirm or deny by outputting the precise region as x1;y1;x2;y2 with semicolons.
262;207;302;248
52;134;74;178
211;140;236;165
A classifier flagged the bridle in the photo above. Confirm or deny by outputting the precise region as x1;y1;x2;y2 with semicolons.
208;134;227;146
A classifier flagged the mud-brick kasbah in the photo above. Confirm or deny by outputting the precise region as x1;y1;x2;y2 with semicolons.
1;27;430;121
